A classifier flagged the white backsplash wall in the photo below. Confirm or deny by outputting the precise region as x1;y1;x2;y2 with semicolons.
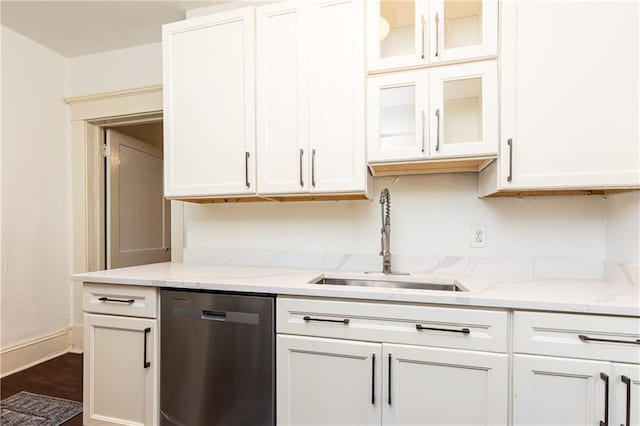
605;191;640;265
184;174;610;272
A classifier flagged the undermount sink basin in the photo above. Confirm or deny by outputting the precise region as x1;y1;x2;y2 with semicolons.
311;276;466;292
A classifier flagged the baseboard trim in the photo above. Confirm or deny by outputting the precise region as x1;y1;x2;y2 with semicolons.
0;329;71;378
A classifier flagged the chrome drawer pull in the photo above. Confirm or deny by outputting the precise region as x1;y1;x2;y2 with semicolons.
98;297;134;304
303;316;349;325
416;324;470;334
579;335;640;345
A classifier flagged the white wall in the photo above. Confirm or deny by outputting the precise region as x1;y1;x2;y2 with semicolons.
1;26;71;349
605;191;640;265
67;42;162;97
185;174;609;263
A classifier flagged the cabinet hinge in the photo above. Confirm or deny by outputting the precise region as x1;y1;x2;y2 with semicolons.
102;144;108;158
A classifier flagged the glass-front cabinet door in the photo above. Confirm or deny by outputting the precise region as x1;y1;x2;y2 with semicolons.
367;0;429;72
428;61;497;158
367;71;428;162
429;0;498;63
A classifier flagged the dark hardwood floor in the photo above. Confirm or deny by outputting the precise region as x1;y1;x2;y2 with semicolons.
1;353;83;425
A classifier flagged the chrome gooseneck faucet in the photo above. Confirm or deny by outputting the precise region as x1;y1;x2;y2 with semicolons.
379;188;392;274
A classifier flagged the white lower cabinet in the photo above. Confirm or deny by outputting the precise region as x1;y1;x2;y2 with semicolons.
513;355;640;426
276;297;509;426
612;363;640;426
383;344;507;426
277;335;382;426
513;354;609;426
83;313;158;426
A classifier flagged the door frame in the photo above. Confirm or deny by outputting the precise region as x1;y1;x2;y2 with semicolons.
66;85;183;352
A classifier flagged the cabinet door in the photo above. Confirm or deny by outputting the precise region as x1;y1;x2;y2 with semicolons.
367;0;429;72
429;0;497;64
83;314;158;426
612;363;640;426
367;70;428;163
429;61;497;158
277;335;382;426
513;354;610;426
308;0;367;194
256;2;309;195
163;8;256;197
382;344;507;426
500;1;640;190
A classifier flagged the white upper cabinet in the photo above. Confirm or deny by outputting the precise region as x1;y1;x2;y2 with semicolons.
481;1;640;195
367;71;428;162
256;3;308;195
367;61;497;164
428;0;497;64
367;0;497;73
256;0;367;196
308;0;367;194
367;0;429;72
163;9;256;198
428;61;497;158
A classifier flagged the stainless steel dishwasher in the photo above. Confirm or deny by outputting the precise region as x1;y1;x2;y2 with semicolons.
160;289;275;426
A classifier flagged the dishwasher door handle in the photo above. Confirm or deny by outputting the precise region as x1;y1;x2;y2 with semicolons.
201;310;260;325
201;310;227;321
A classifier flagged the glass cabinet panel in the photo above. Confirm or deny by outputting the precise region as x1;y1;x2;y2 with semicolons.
443;77;482;145
380;85;417;150
380;0;416;58
443;1;483;50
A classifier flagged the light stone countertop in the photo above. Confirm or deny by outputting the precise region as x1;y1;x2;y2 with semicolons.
71;262;640;317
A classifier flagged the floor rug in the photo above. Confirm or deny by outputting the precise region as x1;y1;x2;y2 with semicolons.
0;391;82;426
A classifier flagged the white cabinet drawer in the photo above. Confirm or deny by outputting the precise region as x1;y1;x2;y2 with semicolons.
514;311;640;363
277;297;508;353
83;283;158;319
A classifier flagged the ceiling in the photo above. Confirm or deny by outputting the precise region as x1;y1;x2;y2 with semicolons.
1;1;224;57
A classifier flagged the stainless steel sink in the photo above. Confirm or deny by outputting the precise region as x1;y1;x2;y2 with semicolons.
311;277;466;292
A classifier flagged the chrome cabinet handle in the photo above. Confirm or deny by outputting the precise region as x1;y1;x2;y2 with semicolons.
143;327;151;369
244;151;250;188
371;353;376;405
621;375;631;426
421;15;426;59
303;315;349;325
416;324;470;334
434;12;439;57
299;148;304;187
99;297;134;304
421;110;426;153
435;108;441;152
579;335;640;345
311;149;316;187
600;372;609;426
507;138;513;182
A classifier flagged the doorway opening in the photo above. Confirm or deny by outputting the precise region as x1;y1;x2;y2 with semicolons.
101;120;171;269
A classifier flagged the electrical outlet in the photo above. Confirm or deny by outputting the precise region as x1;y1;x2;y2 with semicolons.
470;224;488;248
